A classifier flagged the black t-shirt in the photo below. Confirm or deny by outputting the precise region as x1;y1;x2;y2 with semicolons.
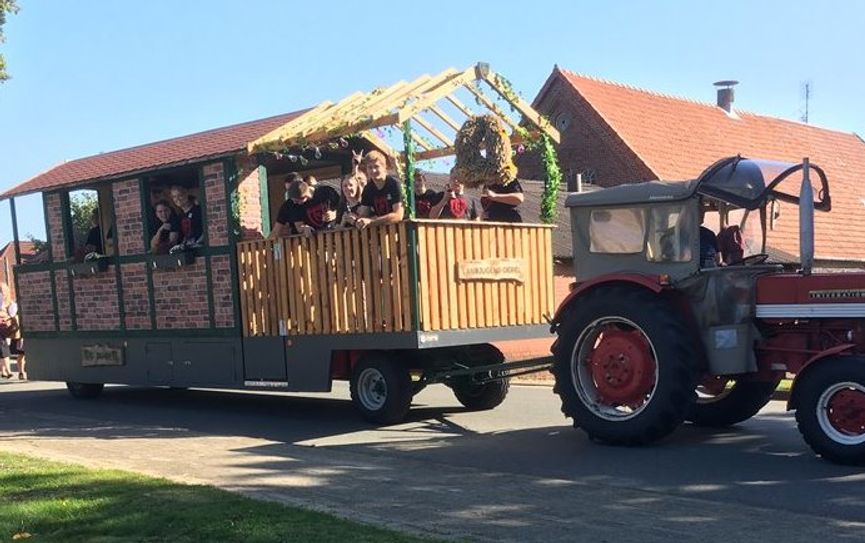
437;192;475;220
85;225;104;253
288;185;341;230
276;199;298;234
179;204;204;242
699;226;720;267
361;176;403;218
152;217;182;243
481;180;523;223
415;189;439;219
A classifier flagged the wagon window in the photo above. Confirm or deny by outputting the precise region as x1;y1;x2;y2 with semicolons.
67;187;115;261
645;204;694;263
144;167;205;252
589;208;645;254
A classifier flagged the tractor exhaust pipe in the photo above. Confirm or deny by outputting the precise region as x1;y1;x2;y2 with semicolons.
799;157;814;276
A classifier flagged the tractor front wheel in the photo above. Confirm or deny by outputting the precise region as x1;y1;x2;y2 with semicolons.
687;376;781;427
795;357;865;465
552;286;697;445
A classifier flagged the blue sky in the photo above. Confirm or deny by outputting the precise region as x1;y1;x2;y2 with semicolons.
1;0;863;244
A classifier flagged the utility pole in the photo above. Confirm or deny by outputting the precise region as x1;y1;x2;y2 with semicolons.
801;82;811;123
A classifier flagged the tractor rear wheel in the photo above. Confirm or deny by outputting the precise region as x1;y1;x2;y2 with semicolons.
687;376;781;427
66;382;104;399
448;344;510;411
794;357;865;465
552;286;697;445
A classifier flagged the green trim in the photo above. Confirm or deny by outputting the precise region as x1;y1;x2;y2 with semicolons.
258;165;270;237
146;259;157;330
25;327;241;340
138;177;151;254
13;246;232;275
67;269;77;331
12;266;25;333
107;187;126;332
139;178;157;330
59;191;73;260
223;158;243;332
401;120;421;331
9;198;21;265
197;166;216;327
41;193;54;262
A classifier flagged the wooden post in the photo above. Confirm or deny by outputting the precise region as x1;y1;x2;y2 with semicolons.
9;198;21;266
402;120;421;331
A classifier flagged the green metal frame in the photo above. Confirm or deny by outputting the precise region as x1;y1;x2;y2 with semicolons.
401;120;421;331
258;165;270;237
197;165;217;328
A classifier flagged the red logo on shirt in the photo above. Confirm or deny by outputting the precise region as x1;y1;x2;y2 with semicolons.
374;195;391;216
449;198;468;218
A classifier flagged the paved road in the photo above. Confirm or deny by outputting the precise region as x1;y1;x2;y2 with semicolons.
1;379;864;542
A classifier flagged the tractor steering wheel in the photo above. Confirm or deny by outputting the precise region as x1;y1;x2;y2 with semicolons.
729;253;769;266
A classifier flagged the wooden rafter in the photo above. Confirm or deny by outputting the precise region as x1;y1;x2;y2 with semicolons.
410;113;452;147
395;66;480;124
480;70;560;143
410;131;535;162
444;94;475;118
464;83;519;130
248;100;334;152
427;104;463;132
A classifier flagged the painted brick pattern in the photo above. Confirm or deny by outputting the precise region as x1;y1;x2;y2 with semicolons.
44;193;67;262
211;255;235;328
152;261;210;329
237;159;263;240
17;271;55;332
203;162;229;246
72;273;121;330
54;272;73;331
113;178;145;256
121;262;151;330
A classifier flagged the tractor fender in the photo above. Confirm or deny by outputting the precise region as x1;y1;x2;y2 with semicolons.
786;343;857;410
550;273;666;331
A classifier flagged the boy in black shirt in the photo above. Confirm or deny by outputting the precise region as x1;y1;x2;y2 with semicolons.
269;173;302;239
413;170;439;219
356;150;404;229
481;179;524;223
430;178;477;220
285;179;341;234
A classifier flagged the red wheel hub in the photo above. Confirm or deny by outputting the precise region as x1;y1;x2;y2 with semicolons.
586;328;656;407
826;388;865;436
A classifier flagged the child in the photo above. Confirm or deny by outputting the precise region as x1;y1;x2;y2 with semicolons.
170;185;204;244
413;170;439;219
355;150;404;229
285;179;341;234
481;179;524;223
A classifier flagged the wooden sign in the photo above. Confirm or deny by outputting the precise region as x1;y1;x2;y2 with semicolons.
457;258;526;283
81;344;125;367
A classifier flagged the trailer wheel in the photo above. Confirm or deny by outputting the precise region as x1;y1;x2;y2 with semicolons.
350;353;412;425
449;344;510;411
66;382;104;399
687;376;781;427
794;357;865;465
552;286;697;445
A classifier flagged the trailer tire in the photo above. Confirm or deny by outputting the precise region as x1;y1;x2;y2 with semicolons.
794;357;865;465
448;344;510;411
552;286;697;445
350;353;412;425
66;382;104;399
687;377;781;427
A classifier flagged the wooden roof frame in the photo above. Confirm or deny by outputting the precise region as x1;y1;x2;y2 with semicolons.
247;62;560;162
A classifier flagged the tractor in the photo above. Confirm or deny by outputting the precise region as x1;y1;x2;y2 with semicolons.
550;156;865;465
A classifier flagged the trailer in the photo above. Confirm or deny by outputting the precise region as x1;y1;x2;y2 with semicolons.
1;62;561;424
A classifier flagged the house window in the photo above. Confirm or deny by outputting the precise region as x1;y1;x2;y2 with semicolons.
143;167;206;254
555;111;571;132
589;208;645;254
67;187;115;261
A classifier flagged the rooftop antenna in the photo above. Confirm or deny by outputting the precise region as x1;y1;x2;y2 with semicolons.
801;81;812;123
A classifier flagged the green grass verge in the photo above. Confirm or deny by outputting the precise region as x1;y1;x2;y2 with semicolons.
0;452;437;543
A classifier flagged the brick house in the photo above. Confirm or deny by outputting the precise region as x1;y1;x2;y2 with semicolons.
519;66;865;267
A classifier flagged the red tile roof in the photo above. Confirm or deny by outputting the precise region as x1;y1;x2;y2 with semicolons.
0;110;306;199
554;68;865;262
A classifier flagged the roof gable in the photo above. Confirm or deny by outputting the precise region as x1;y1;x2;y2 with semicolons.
1;110;306;199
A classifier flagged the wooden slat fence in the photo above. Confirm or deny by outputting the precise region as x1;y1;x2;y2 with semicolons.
237;221;554;337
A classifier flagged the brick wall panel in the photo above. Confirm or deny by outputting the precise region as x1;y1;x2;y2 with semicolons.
211;255;235;328
72;273;121;330
54;272;72;330
44;193;67;262
203;162;228;246
237;159;263;241
17;271;56;332
121;262;151;330
152;261;210;329
113;178;145;256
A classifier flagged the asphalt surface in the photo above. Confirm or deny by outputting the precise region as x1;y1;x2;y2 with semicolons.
1;378;864;542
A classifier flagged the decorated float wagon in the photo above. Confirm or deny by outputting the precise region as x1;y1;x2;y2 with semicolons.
1;63;561;423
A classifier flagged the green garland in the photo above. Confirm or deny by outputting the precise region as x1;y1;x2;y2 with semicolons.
538;135;562;224
401;119;417;219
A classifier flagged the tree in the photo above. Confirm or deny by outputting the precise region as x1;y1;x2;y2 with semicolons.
0;0;19;83
70;191;99;246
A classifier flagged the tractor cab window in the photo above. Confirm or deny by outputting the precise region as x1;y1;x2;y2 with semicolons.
645;204;694;263
67;187;115;262
589;208;645;254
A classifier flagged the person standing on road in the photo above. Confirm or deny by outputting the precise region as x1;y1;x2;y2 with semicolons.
0;282;21;379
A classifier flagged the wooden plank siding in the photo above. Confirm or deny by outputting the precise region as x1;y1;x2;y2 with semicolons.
236;221;554;336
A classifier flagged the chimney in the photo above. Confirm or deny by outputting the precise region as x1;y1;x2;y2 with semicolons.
713;80;739;113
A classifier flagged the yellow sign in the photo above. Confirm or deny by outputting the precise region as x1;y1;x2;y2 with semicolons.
458;258;525;283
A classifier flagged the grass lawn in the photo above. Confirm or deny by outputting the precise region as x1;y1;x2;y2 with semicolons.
0;452;437;543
